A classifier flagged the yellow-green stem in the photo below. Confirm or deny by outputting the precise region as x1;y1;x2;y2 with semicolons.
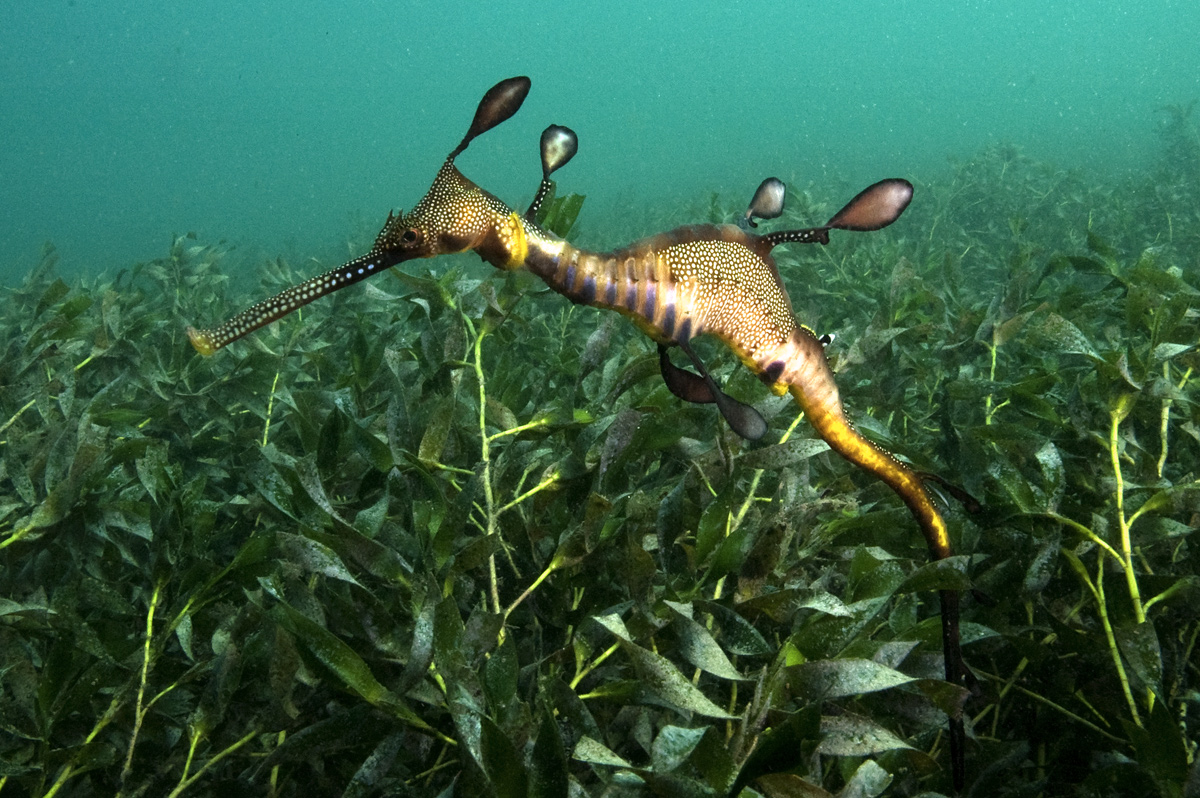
166;728;258;798
571;642;620;690
43;693;124;798
1095;554;1143;728
1108;407;1146;626
467;317;501;615
120;581;163;785
262;370;280;447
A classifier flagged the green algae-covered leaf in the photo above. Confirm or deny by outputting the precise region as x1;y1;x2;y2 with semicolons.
665;601;747;681
304;526;412;587
573;735;632;767
696;600;772;656
536;191;587;239
190;641;243;737
840;327;909;366
293;454;347;524
731;707;822;794
623;642;737;719
529;708;569;798
815;714;913;756
479;714;528;798
1114;620;1162;698
797;590;854;618
417;396;455;467
484;635;518;709
1124;698;1189;792
277;532;364;588
738;437;830;470
1022;531;1061;596
269;599;429;730
342;733;404;798
754;772;834;798
695;486;734;564
1024;311;1098;357
270;600;385;703
840;759;892;798
34;278;71;318
594;613;736;719
788;658;916;700
247;459;298;520
650;724;707;772
895;555;971;594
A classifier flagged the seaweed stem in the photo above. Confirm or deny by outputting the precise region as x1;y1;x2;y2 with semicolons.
466;316;502;616
262;370;280;448
1108;403;1147;627
120;580;163;787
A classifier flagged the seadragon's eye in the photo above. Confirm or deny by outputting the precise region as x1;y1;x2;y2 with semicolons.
401;229;420;245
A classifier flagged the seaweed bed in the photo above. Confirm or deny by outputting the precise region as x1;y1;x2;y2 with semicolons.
1;107;1199;797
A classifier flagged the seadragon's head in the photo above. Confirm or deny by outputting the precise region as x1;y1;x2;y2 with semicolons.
187;76;539;356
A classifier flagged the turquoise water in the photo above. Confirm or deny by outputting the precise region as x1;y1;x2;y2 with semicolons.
2;0;1198;278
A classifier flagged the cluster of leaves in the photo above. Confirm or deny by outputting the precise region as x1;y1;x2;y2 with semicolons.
2;113;1199;797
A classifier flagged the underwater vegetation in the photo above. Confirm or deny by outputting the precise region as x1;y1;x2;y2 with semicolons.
1;103;1199;797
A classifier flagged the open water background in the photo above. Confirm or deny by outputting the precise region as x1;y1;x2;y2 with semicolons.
2;0;1198;279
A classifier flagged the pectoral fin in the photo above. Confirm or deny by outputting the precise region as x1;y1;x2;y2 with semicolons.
662;343;768;441
659;344;716;403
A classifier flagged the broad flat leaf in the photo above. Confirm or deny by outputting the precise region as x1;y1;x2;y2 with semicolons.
294;454;348;524
573;736;631;767
650;725;707;772
1022;531;1061;595
269;600;429;730
484;636;518;708
305;527;412;587
895;555;971;594
1123;698;1189;789
594;613;736;719
479;714;527;798
816;714;913;756
737;438;830;470
755;773;833;798
592;612;633;642
841;327;908;366
529;709;569;798
665;602;747;681
696;600;772;656
798;591;853;618
417;397;454;467
190;643;242;736
696;486;735;563
839;759;892;798
1152;342;1193;363
1025;312;1098;357
271;600;385;703
247;460;298;520
1114;620;1163;697
623;643;737;719
277;532;363;588
788;658;915;700
397;600;436;693
343;733;404;798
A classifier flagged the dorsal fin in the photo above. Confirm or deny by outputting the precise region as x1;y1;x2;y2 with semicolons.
826;178;913;231
740;177;786;230
449;76;532;160
526;125;579;220
762;178;913;249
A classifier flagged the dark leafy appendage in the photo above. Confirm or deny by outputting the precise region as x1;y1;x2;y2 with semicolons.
1;114;1199;797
